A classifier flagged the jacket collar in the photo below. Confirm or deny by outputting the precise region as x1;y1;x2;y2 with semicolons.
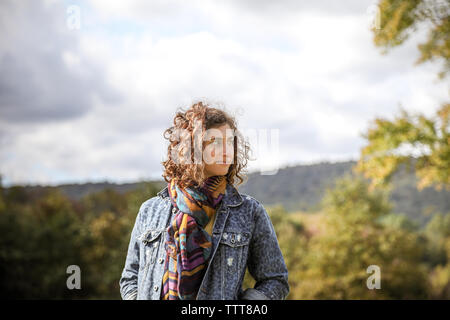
157;182;243;207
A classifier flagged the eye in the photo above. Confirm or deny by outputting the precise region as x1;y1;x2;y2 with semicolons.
208;137;234;146
205;137;215;144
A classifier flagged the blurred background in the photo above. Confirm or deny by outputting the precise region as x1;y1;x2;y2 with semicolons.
0;0;449;299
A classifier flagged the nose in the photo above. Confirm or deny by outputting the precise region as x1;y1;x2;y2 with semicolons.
211;139;233;164
222;151;233;164
222;143;233;163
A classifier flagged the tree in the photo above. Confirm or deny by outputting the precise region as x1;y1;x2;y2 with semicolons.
291;174;429;299
373;0;450;79
361;1;449;192
0;188;85;299
354;104;449;192
424;213;450;298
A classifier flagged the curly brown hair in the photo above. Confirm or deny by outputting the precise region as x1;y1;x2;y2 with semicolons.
161;101;250;189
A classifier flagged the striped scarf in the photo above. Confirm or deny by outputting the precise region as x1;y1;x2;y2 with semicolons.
160;175;227;300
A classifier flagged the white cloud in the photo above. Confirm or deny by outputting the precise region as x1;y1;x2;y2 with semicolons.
1;0;447;186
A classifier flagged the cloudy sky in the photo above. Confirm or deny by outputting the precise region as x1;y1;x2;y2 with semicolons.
0;0;448;187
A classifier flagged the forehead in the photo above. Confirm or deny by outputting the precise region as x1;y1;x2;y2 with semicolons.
204;123;234;138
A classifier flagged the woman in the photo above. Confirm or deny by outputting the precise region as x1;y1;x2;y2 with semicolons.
119;101;289;300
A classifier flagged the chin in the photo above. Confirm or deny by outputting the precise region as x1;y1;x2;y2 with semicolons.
205;164;230;177
214;166;230;175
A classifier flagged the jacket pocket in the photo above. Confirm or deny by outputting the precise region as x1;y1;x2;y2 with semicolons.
138;229;164;271
220;231;250;248
219;231;251;299
220;231;250;270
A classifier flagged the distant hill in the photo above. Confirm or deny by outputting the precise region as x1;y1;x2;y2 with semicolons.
238;161;354;213
237;160;450;227
6;160;449;227
16;180;167;201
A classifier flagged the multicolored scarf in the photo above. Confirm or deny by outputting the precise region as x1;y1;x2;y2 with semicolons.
160;175;227;300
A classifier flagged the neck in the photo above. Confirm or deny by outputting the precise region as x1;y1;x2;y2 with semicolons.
200;175;225;192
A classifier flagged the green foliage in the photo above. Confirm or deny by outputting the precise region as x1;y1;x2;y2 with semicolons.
374;0;450;79
377;212;420;232
243;174;449;300
239;160;450;228
0;188;85;299
425;212;450;239
0;182;160;299
424;213;450;298
289;174;431;299
365;1;450;196
355;104;450;192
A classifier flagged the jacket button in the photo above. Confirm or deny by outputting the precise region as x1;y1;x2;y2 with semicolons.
158;258;163;264
172;208;176;214
153;285;159;291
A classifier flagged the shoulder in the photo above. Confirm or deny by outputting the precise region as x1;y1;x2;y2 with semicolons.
237;192;267;217
139;195;166;211
239;192;260;203
136;195;170;225
234;193;276;238
239;193;261;206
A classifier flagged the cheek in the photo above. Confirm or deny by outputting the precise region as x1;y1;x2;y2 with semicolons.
209;148;221;159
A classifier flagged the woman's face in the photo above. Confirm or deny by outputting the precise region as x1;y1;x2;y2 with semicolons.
203;123;234;178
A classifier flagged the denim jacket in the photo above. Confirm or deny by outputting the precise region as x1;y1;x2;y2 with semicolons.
119;183;289;300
